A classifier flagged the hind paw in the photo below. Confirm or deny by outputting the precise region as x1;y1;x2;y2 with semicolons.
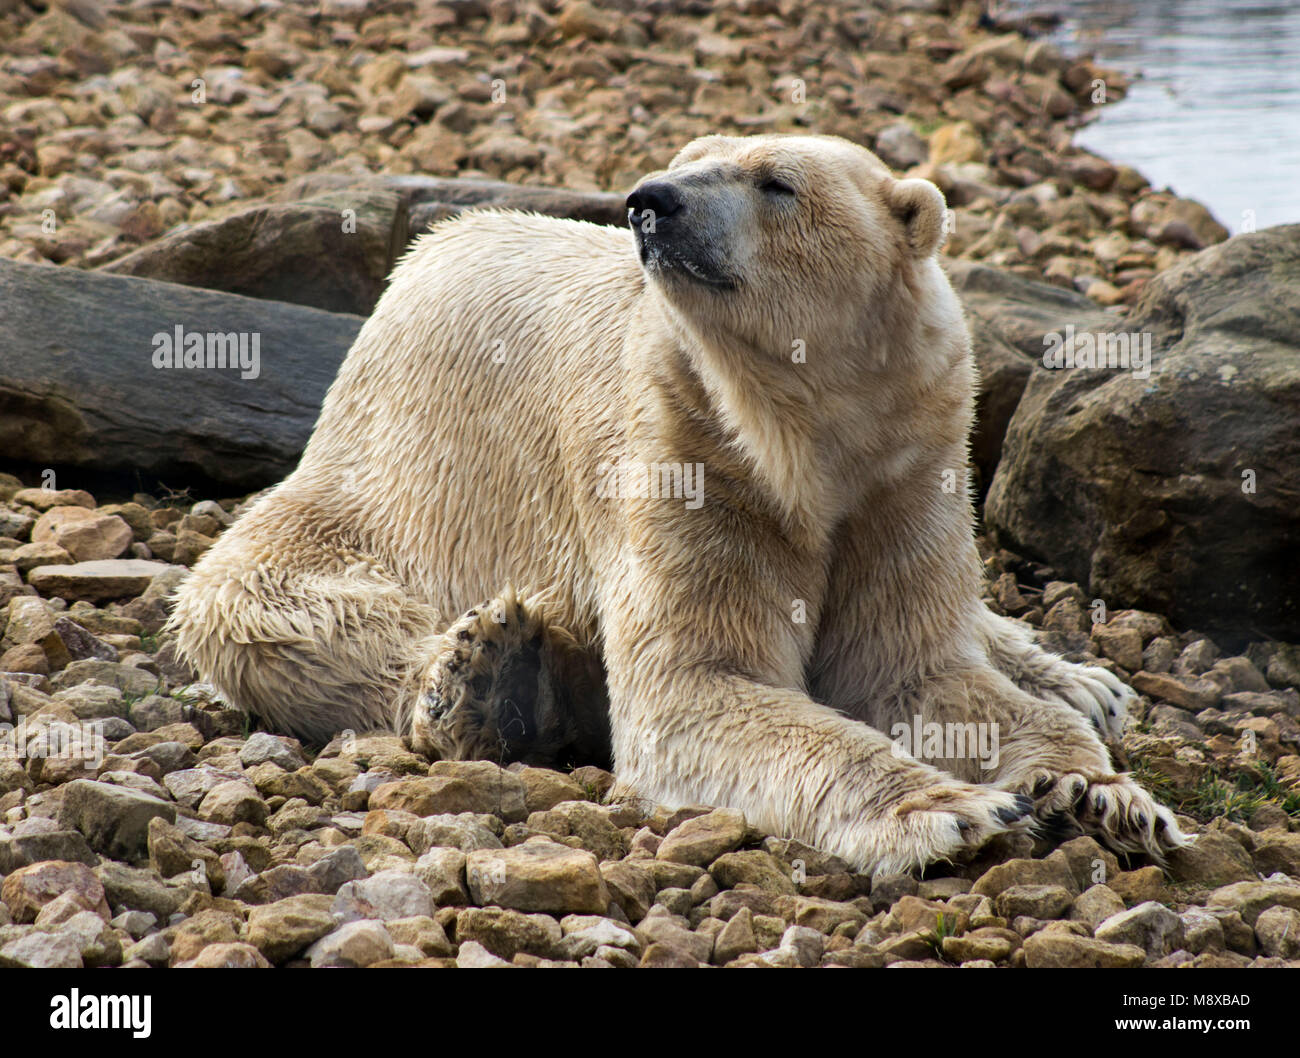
411;593;544;761
409;591;607;767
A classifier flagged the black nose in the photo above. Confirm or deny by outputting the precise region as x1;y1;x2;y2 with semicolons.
627;181;683;227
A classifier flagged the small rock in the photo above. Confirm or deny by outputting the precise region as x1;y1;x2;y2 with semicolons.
52;617;116;662
47;513;133;563
168;909;241;964
1130;671;1221;711
333;870;435;922
110;910;156;939
527;801;627;861
247;894;338;964
994;884;1074;921
239;732;306;771
306;845;370;894
708;850;797;894
406;813;503;855
58;908;123;967
1251;831;1300;878
1069;884;1126;931
164;766;241;809
776;924;824;967
455;906;562;961
1091;625;1144;671
558;915;640;960
518;767;586;812
1174;638;1221;676
972;856;1076;898
941;929;1014;963
26;560;180;603
0;828;99;872
1109;866;1165;905
2;860;111;922
1167;830;1255;887
874;121;928;170
386;915;454;957
1023;932;1146;968
0;930;83;968
465;838;609;914
1179;907;1226;954
371;761;526;822
639;941;701;967
1094;901;1184;958
95;861;183;921
147;816;224;891
180;942;270;968
713;905;759;964
455;939;514;968
305;920;394;968
12;488;95;512
600;860;657;923
199;780;267;826
1207;880;1300;926
637;911;712;964
414;847;468;905
123;932;170;967
870;873;918;911
656;807;747;867
1253;906;1300;959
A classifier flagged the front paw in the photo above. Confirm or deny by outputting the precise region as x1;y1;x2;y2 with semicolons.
1016;768;1188;860
847;782;1035;877
413;597;540;761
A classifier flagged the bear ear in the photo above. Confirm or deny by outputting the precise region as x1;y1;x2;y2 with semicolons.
886;178;947;258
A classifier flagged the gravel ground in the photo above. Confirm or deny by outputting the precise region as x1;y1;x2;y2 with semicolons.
1;478;1297;968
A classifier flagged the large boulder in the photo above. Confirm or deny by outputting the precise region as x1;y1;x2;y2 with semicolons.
98;177;624;320
27;559;181;602
245;173;629;315
985;226;1300;643
100;188;409;317
392;174;627;241
0;258;362;492
944;258;1116;360
272;172;627;233
944;259;1115;490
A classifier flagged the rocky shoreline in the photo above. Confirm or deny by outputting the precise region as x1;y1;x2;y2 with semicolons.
3;0;1229;307
0;478;1297;968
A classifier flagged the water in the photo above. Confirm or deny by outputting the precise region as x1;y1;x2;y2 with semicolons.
1037;0;1300;232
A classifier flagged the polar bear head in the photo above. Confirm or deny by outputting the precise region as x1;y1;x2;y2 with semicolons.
625;133;949;358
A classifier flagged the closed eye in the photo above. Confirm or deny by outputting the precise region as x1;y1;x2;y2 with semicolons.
759;176;796;198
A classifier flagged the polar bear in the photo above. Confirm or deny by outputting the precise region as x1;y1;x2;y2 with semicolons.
170;133;1184;875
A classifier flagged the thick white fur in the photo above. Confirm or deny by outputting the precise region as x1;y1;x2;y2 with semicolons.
170;134;1184;874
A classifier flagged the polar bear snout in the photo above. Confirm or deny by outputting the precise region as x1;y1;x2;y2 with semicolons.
628;175;739;291
626;180;683;227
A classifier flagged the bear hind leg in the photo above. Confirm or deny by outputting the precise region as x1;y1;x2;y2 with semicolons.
169;545;442;746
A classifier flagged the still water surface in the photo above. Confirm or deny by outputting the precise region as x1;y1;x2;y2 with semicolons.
1034;0;1300;231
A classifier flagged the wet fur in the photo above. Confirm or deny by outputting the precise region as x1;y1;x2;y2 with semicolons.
170;134;1185;873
